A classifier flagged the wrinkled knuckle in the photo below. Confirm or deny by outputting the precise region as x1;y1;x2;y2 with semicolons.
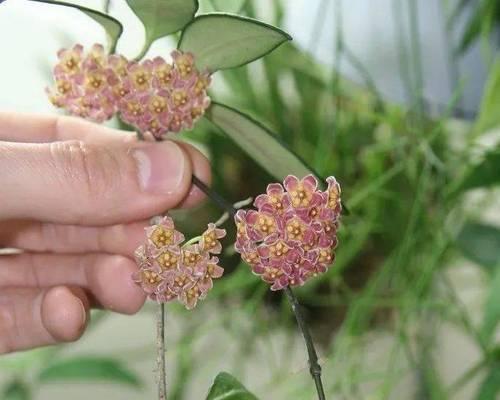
49;141;122;209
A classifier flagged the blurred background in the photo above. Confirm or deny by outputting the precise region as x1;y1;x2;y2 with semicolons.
1;0;500;399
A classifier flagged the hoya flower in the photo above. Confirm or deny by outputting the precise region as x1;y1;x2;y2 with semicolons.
117;50;211;136
47;44;211;137
133;217;226;309
46;44;116;123
234;175;341;290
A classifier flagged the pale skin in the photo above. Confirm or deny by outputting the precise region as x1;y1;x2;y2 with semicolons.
0;112;211;354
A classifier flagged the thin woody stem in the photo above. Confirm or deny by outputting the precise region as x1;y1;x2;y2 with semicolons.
191;175;237;217
157;303;167;400
284;287;326;400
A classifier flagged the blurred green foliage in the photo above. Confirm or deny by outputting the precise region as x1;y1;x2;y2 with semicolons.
2;0;500;399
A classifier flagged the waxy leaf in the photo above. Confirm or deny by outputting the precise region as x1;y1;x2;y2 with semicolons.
459;148;500;192
205;102;318;183
456;222;500;271
28;0;123;52
38;356;141;388
126;0;198;52
206;372;258;400
178;13;291;72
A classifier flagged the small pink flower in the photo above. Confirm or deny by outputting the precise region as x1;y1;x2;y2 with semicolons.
47;43;117;123
48;45;212;137
199;223;226;254
234;175;341;290
133;215;226;309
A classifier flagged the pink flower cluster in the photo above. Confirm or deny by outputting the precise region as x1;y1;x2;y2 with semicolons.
133;216;226;309
234;175;341;290
47;44;211;137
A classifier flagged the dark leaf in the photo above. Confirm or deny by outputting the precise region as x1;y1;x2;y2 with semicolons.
206;372;258;400
456;222;500;270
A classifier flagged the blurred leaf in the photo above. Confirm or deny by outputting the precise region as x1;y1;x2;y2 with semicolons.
457;0;499;54
38;356;141;388
126;0;198;52
209;0;247;13
205;102;318;182
178;13;291;72
476;362;500;400
480;266;500;343
29;0;123;52
1;381;30;400
0;348;56;373
206;372;258;400
474;59;500;136
456;222;500;270
459;148;500;191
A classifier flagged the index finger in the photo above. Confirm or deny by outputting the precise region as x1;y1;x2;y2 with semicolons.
0;111;132;144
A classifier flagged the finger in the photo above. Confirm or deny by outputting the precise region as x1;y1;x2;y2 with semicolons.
0;253;146;314
0;139;195;224
177;141;212;208
0;112;131;144
0;220;148;257
0;286;90;354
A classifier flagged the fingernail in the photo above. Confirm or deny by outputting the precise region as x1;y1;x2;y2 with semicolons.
132;141;186;194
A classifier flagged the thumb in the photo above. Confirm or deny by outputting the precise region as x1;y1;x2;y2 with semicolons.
0;139;194;224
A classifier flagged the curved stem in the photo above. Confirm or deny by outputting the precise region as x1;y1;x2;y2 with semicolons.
284;287;326;400
191;175;237;217
157;303;167;400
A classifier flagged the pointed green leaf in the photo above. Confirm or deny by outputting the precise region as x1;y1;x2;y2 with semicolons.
459;147;500;192
38;356;141;388
476;363;500;400
1;381;31;400
126;0;198;50
178;13;291;72
28;0;123;52
456;222;500;271
480;266;500;343
205;102;317;182
474;59;500;136
206;372;258;400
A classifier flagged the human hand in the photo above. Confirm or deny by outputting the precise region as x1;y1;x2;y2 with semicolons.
0;112;210;354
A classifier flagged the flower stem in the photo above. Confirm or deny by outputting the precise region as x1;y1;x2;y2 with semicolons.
284;287;326;400
191;175;237;217
157;303;167;400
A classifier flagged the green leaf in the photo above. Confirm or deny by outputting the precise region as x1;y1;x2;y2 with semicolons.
480;266;500;343
178;13;291;72
206;0;247;13
456;222;500;271
205;102;318;183
459;148;500;191
1;381;31;400
476;363;500;400
28;0;123;52
38;356;141;388
206;372;258;400
126;0;198;53
474;58;500;136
